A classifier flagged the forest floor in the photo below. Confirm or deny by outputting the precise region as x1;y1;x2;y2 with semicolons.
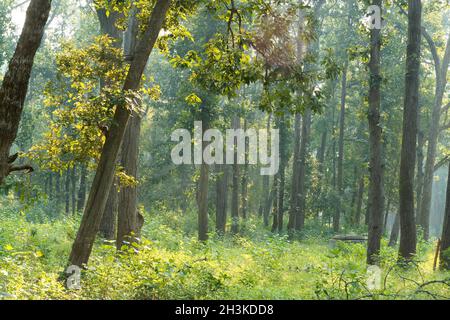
0;198;449;300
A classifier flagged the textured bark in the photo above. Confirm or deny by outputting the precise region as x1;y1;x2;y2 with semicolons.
439;164;450;269
69;0;171;267
117;114;141;248
419;36;450;240
96;0;123;241
231;116;240;234
100;180;118;240
398;0;421;262
367;0;384;265
0;0;51;185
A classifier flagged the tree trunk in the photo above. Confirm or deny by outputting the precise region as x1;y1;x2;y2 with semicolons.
262;114;272;226
367;0;384;265
439;164;450;269
0;0;51;185
241;119;249;219
389;212;400;247
231;116;240;234
197;118;209;241
71;166;76;215
398;0;422;262
69;0;171;267
419;36;450;241
277;116;288;233
288;113;301;232
295;109;311;231
355;176;364;226
77;165;87;212
99;180;118;240
65;169;70;215
216;164;228;234
334;59;348;233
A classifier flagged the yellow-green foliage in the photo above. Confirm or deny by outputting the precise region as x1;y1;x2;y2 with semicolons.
0;203;449;300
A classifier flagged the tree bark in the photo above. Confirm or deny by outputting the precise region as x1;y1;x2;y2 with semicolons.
241;119;249;219
68;0;171;267
0;0;51;185
398;0;421;262
367;0;384;265
389;212;400;247
77;165;87;212
288;113;301;232
100;180;118;240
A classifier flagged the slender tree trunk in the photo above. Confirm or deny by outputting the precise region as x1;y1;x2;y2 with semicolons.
271;173;280;233
355;176;364;225
440;164;450;269
295;109;311;231
231;116;240;234
77;165;87;212
216;164;228;234
241;119;249;219
0;0;51;185
288;114;301;232
71;166;76;215
367;0;384;265
65;169;70;215
69;0;171;267
198;118;209;241
398;0;422;262
262;114;272;226
334;59;348;233
419;37;450;241
389;212;400;247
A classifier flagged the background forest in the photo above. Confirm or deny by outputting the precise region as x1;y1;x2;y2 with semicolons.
0;0;449;300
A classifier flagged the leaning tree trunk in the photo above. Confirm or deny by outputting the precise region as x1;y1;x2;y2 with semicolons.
439;163;450;269
419;36;450;241
367;0;384;265
398;0;422;262
69;0;171;267
96;1;124;240
0;0;51;185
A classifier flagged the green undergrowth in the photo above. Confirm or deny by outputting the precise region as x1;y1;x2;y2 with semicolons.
0;199;449;300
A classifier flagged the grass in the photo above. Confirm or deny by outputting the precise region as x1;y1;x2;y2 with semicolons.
0;198;449;300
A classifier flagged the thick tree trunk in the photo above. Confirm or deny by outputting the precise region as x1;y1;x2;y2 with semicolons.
99;180;118;240
439;164;450;269
0;0;51;185
69;0;171;267
419;36;450;241
367;0;384;265
117;114;142;248
398;0;422;262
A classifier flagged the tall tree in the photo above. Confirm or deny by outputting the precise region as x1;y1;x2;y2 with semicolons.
69;0;172;267
418;35;450;240
398;0;422;262
366;0;384;265
0;0;51;185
